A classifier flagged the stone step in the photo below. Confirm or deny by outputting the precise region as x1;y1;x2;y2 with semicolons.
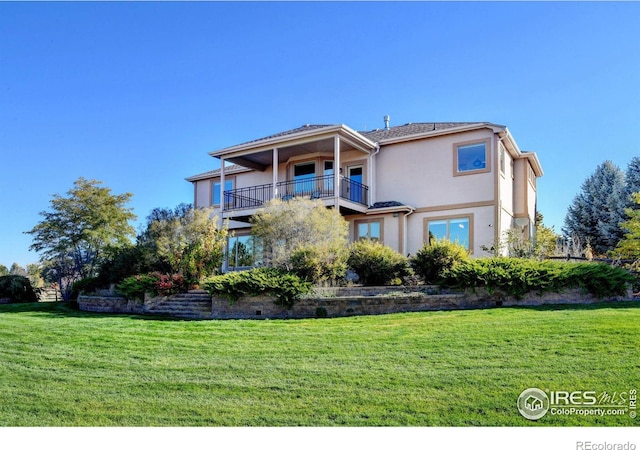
153;299;211;304
147;304;210;310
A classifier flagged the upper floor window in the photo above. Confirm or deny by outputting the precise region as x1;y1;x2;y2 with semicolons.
454;139;491;175
213;179;233;206
293;161;316;194
528;165;536;188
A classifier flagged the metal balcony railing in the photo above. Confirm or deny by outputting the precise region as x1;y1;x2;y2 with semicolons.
223;174;369;211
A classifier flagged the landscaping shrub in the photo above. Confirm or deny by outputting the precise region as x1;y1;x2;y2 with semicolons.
204;268;312;308
116;272;189;300
70;276;107;299
347;240;411;286
411;239;470;283
0;275;39;303
441;258;634;299
289;244;348;285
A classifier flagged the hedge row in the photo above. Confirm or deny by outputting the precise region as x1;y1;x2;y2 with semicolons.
440;258;635;299
203;268;312;308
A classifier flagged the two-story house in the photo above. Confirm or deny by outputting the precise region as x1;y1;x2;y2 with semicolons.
187;119;543;270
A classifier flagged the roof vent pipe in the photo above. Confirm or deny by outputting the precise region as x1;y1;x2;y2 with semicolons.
383;115;390;130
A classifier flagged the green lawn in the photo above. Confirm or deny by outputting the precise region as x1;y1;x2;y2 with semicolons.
0;301;638;426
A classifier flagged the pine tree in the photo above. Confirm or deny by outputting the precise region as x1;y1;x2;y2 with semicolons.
563;161;627;255
625;156;640;208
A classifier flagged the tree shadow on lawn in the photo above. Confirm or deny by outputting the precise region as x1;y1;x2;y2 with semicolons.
2;299;639;322
0;301;194;322
506;300;640;313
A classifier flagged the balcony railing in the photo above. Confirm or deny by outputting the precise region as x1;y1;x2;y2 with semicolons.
223;174;369;211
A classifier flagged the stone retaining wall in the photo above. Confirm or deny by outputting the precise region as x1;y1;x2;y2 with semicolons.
78;286;636;320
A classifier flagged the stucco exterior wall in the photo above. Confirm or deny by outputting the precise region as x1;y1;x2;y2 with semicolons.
375;129;495;207
406;205;495;256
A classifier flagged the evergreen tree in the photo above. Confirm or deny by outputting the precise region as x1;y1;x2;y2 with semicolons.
563;161;627;255
9;263;28;277
614;192;640;262
625;156;640;208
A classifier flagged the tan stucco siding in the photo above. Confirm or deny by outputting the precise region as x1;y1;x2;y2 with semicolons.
407;205;495;257
194;179;211;208
374;130;496;208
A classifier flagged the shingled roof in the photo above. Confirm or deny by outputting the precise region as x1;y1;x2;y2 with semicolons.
224;122;492;149
360;122;488;143
239;124;336;146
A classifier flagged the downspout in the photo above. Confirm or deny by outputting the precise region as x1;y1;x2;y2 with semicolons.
495;131;510;255
403;207;415;256
369;143;380;205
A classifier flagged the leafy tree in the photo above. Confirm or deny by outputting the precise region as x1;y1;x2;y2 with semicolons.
0;265;8;276
26;263;45;288
9;262;27;277
534;223;560;259
614;192;640;263
25;177;136;299
563;161;627;255
250;197;349;270
142;204;227;282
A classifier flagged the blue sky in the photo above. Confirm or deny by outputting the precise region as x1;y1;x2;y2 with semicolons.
1;1;639;268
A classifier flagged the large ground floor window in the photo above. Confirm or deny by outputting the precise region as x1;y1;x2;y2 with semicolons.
226;235;257;270
354;219;383;242
425;215;472;251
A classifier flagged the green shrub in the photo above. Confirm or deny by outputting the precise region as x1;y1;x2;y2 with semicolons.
411;240;470;283
441;258;634;299
290;244;348;285
347;240;411;286
116;272;189;300
204;268;312;308
70;276;108;299
0;275;39;303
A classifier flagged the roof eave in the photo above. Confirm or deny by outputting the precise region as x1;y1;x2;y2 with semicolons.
209;124;377;158
499;128;544;177
185;166;252;182
375;122;506;146
366;205;416;215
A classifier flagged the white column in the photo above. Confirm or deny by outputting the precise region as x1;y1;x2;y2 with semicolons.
334;135;340;208
219;157;225;214
272;147;279;199
368;151;374;206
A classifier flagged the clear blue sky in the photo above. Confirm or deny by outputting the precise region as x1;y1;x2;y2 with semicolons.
1;1;639;268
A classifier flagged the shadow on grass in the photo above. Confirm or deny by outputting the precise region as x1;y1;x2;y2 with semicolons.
505;300;640;313
0;301;195;322
1;298;638;322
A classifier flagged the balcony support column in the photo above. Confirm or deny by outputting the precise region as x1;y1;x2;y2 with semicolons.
220;157;225;215
333;135;340;208
272;147;279;200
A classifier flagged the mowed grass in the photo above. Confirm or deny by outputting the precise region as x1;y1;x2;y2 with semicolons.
0;301;638;426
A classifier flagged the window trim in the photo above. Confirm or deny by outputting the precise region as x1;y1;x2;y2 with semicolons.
354;218;384;243
527;164;537;190
453;138;491;176
212;177;235;207
423;214;474;253
225;232;257;270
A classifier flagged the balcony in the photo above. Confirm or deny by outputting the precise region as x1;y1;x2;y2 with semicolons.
223;175;369;212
